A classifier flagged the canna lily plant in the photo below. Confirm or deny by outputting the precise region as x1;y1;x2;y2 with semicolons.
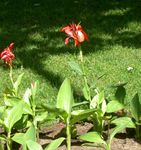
0;43;19;96
61;23;91;102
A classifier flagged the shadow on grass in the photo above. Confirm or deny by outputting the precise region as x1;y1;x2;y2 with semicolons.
0;0;141;88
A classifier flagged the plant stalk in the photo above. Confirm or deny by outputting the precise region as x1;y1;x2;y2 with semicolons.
106;144;111;150
136;125;140;138
79;47;91;101
7;131;12;150
66;117;71;150
9;65;14;87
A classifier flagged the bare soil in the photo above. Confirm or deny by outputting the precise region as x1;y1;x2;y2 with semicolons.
39;122;141;150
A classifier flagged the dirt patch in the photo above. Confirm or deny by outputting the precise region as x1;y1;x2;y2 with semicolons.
39;122;141;150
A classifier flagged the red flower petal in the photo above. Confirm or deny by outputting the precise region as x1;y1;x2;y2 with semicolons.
0;43;15;65
61;23;88;47
65;37;70;45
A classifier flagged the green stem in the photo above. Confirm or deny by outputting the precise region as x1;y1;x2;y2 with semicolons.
9;65;14;87
33;109;40;142
106;144;111;150
66;117;71;150
107;120;111;138
7;131;12;150
136;125;140;138
79;47;91;101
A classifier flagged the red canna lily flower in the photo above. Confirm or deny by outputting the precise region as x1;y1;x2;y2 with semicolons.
61;23;88;47
0;43;15;65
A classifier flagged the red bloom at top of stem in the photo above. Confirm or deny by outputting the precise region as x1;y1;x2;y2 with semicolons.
60;23;88;47
0;43;15;65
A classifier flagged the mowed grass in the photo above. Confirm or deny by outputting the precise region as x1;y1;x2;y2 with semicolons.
0;0;141;105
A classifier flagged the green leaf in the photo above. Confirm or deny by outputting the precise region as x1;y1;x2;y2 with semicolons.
22;101;33;115
25;124;36;142
71;109;97;125
115;86;126;104
0;135;6;141
68;61;83;75
101;99;107;115
106;100;124;113
34;112;48;123
130;93;141;122
4;96;21;107
4;102;23;131
23;88;31;105
41;104;67;120
12;133;25;145
12;125;36;149
0;106;5;120
56;78;74;116
109;125;126;145
44;137;65;150
31;81;38;101
90;91;105;108
111;117;136;128
79;132;106;145
13;73;24;94
72;101;89;108
82;86;90;101
26;140;43;150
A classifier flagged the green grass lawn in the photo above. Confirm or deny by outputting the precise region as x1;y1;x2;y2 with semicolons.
0;0;141;105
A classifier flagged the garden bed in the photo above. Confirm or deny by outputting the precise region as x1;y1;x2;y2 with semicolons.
39;122;141;150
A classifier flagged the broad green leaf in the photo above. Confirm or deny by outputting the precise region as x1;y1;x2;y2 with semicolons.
56;78;74;116
0;106;5;120
26;140;43;150
71;109;97;124
41;104;67;120
101;99;107;114
31;81;38;101
106;100;124;113
92;110;104;133
4;102;23;131
13;73;24;94
68;61;83;75
0;135;6;141
82;86;90;101
111;117;136;128
4;96;21;107
130;93;141;122
115;86;126;104
34;112;48;123
12;125;36;149
22;102;33;115
12;133;25;145
72;101;89;108
44;137;65;150
90;91;105;109
109;125;126;145
25;124;36;142
79;132;106;145
23;88;31;105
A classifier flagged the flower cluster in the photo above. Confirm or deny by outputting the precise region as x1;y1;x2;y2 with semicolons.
61;23;88;47
0;43;15;66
